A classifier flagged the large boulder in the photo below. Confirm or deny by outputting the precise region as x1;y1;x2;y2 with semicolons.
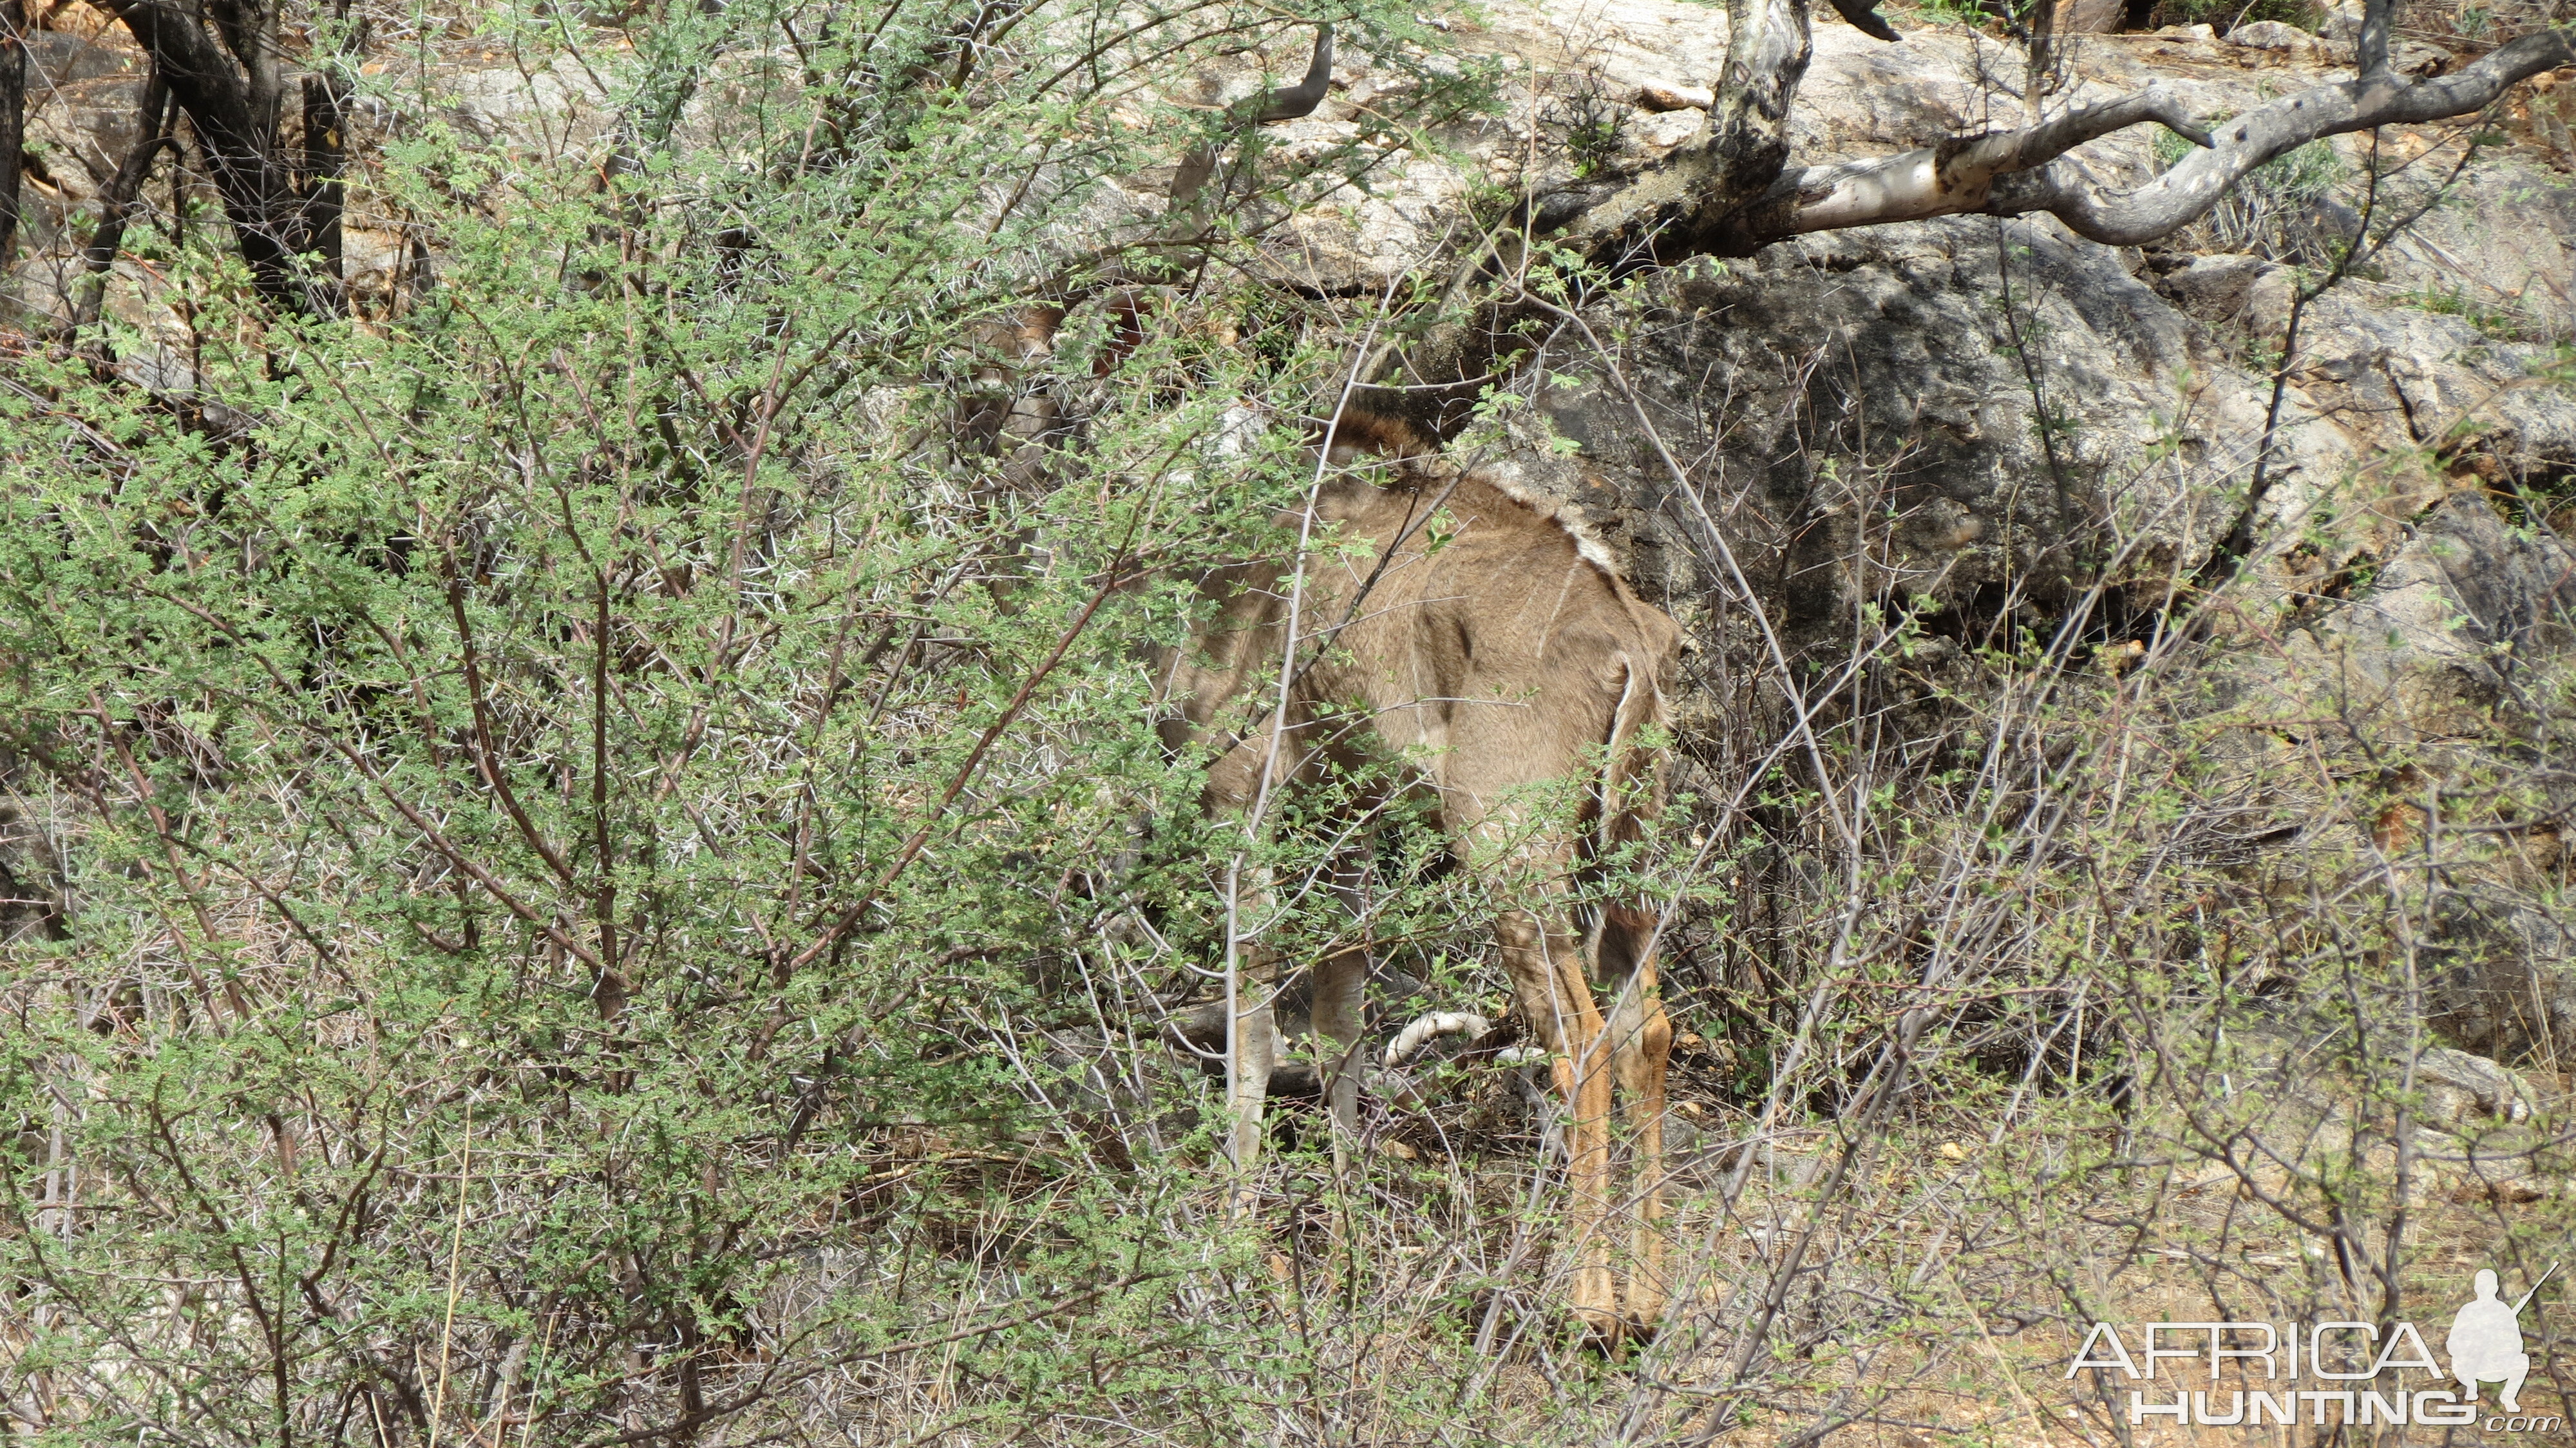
2279;492;2576;738
1533;216;2356;638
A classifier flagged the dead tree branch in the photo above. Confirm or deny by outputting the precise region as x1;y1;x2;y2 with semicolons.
1987;31;2571;245
1551;0;2570;261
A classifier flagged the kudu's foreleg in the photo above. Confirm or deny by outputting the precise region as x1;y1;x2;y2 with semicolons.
1223;865;1280;1217
1498;908;1617;1335
1310;942;1368;1148
1224;969;1277;1214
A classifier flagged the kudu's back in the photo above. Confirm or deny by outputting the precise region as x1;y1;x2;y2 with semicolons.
1155;455;1678;900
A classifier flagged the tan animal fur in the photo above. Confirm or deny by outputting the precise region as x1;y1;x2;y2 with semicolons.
1154;414;1682;1336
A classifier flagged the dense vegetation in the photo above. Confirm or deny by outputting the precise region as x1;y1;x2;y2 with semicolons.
3;0;2570;1442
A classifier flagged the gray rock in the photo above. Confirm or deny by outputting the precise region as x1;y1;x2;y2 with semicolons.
2278;495;2576;736
2414;1047;2541;1125
25;32;139;86
2214;495;2576;1063
2157;252;2273;324
1229;0;2576;645
2282;289;2576;488
2228;19;2316;49
23;75;153;206
2060;0;2128;33
1534;217;2353;644
446;53;616;153
2431;900;2576;1065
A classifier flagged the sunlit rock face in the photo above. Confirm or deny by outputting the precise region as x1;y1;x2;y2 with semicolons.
1184;0;2568;650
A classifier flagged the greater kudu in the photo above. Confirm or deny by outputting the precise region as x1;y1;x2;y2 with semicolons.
960;22;1683;1336
1155;413;1681;1337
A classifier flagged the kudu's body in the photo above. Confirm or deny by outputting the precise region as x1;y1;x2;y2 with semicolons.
951;26;1685;1333
1153;417;1681;1334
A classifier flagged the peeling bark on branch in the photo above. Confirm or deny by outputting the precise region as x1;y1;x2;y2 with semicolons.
1552;13;2575;263
1531;0;1824;271
1738;88;2213;241
1989;30;2576;245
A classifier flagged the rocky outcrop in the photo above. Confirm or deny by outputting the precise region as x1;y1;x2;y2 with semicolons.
1532;216;2354;631
2278;492;2576;737
12;0;2564;605
2209;491;2576;1062
2418;1044;2545;1124
14;26;150;257
1184;0;2573;651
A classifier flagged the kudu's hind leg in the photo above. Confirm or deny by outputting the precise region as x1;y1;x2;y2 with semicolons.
1497;908;1617;1335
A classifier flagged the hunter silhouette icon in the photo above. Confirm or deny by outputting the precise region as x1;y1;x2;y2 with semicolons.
2450;1265;2557;1414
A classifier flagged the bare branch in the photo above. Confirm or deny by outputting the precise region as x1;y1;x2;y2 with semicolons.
0;0;24;269
2358;0;2396;77
1709;0;1819;217
1736;88;2212;241
1562;24;2573;261
73;67;178;334
1544;0;1821;270
90;0;345;314
1991;29;2574;245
